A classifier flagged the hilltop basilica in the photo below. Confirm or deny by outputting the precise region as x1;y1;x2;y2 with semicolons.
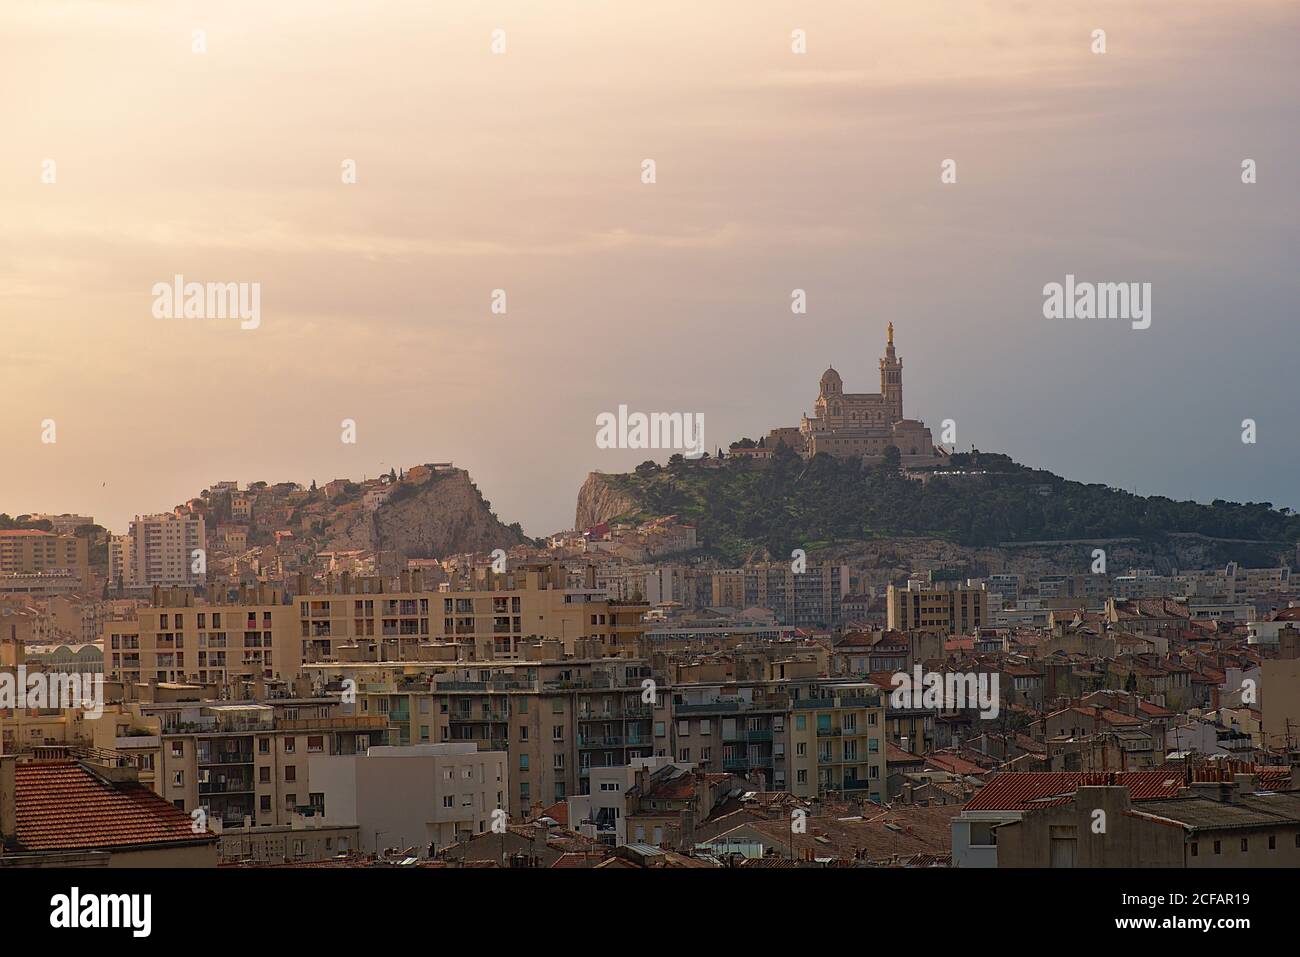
752;324;947;466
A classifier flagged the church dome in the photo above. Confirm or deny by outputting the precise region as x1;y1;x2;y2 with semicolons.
819;366;842;395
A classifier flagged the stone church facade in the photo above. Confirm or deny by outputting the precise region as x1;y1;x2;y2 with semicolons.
760;325;946;467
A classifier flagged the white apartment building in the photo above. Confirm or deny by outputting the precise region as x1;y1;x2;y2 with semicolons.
309;743;509;854
127;513;207;587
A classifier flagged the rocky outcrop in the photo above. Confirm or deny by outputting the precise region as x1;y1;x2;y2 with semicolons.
574;472;640;529
328;469;527;568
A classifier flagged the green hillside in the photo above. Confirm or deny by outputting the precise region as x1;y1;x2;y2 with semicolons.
599;448;1300;563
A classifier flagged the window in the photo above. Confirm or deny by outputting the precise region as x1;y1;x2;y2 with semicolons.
284;737;296;753
285;766;296;782
1241;838;1249;852
519;754;529;770
443;795;454;808
552;725;563;741
1190;842;1198;857
678;748;690;762
171;742;184;758
1214;840;1221;854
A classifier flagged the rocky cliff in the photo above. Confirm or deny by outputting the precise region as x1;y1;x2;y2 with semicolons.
328;469;528;568
574;472;641;529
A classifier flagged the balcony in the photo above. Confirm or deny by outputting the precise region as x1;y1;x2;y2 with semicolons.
198;752;254;766
745;730;772;743
723;757;757;771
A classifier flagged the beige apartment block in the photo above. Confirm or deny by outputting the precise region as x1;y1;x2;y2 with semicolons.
786;684;887;803
104;584;299;686
103;561;650;692
888;578;987;634
0;530;89;588
298;563;648;663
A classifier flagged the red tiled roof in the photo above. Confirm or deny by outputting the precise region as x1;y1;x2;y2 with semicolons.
14;761;211;851
963;771;1185;812
536;800;569;827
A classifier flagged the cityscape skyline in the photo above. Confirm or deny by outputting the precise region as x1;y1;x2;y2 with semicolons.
1;1;1298;922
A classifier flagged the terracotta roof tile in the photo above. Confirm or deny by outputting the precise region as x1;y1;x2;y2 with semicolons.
963;771;1185;812
14;760;211;851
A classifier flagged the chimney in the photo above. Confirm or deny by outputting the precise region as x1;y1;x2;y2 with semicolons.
1188;779;1235;804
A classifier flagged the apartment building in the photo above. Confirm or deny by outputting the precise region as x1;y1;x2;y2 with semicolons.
125;512;207;587
568;754;681;846
887;577;987;634
108;534;131;587
995;778;1300;868
299;564;648;663
670;682;790;789
788;683;887;803
710;563;849;627
0;530;89;588
310;742;509;852
103;584;298;686
92;696;390;829
323;655;664;817
664;677;886;801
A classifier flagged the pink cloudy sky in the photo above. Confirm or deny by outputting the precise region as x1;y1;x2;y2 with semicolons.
1;0;1297;535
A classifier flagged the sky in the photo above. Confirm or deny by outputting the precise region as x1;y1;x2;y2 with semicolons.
1;0;1297;537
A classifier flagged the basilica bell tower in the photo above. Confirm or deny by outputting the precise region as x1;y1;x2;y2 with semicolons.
879;322;903;422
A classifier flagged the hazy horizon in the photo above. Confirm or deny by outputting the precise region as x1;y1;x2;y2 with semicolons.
3;0;1298;537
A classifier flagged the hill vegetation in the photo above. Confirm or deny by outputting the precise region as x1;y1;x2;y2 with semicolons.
593;448;1300;563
